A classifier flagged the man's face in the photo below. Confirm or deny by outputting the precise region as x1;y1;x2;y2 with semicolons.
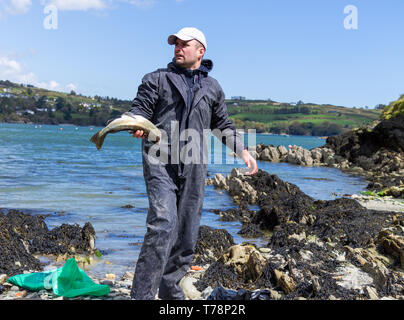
174;38;205;70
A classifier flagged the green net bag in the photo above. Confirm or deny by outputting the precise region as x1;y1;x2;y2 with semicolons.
7;258;110;298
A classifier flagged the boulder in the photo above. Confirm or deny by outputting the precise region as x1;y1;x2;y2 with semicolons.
273;269;296;294
193;226;235;265
219;244;267;282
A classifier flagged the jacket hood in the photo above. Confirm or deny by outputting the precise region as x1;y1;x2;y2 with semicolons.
168;58;213;75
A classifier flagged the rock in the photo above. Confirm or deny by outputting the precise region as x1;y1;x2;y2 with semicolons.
25;292;41;299
227;176;258;204
268;147;280;162
273;269;296;294
121;204;135;209
311;276;321;296
245;249;267;281
193;226;235;265
277;145;288;159
105;273;116;280
269;289;282;300
365;286;379;300
211;173;228;190
0;274;8;285
302;149;313;166
310;148;323;161
100;280;114;286
260;148;272;161
121;271;134;281
377;229;404;268
0;208;96;276
220;244;267;282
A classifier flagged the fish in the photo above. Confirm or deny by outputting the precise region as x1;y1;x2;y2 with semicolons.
90;113;161;150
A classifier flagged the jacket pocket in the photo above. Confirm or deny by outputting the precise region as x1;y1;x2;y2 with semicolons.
193;98;212;128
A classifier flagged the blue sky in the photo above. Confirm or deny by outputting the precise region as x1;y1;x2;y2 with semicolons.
1;0;403;108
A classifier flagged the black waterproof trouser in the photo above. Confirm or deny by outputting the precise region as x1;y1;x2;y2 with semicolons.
130;162;205;300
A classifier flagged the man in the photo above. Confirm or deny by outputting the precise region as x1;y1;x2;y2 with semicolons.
127;27;258;300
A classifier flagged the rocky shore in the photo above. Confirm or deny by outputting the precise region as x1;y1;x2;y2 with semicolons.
200;169;404;300
243;115;404;198
1;168;403;300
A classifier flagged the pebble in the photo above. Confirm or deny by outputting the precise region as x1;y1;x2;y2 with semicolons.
365;286;379;300
105;273;116;280
100;279;114;286
0;274;8;285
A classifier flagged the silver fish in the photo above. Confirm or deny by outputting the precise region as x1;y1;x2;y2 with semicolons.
90;113;161;150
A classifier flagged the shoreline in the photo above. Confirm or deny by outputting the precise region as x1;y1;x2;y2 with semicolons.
2;170;404;300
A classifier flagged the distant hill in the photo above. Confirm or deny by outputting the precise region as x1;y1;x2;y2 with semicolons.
0;80;130;127
0;80;384;136
227;99;382;136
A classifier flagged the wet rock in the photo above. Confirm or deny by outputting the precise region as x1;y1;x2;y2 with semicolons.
0;274;8;285
121;204;135;209
365;286;379;300
211;208;243;222
273;269;296;294
30;222;95;255
277;145;288;160
251;115;404;197
219;244;267;282
377;229;404;268
238;223;264;238
193;226;235;265
206;173;228;190
0;208;97;276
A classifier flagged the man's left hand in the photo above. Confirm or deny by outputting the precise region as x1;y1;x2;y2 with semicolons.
241;149;258;175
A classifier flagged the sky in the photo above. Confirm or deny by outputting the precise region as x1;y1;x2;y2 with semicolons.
0;0;403;108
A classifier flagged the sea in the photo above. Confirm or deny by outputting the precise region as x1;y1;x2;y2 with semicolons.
0;123;368;278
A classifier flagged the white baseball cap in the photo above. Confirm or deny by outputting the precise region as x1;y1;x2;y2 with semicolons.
168;27;207;50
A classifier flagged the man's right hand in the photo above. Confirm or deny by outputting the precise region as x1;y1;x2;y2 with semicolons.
130;130;146;138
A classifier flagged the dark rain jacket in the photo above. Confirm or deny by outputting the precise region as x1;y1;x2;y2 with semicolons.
126;58;245;177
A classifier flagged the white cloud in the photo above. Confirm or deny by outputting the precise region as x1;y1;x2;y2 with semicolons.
66;83;77;92
119;0;156;8
8;0;32;14
0;0;32;17
41;0;107;11
0;54;63;91
1;0;160;16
